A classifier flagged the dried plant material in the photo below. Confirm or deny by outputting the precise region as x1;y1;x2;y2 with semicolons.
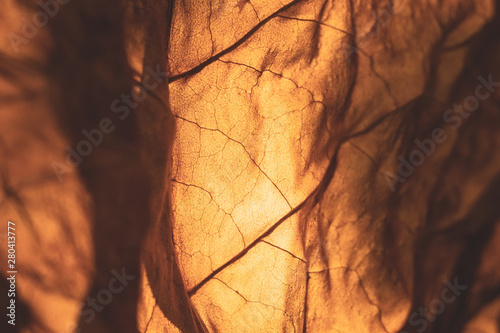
0;0;499;332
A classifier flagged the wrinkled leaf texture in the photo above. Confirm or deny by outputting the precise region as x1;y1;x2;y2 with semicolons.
0;0;499;332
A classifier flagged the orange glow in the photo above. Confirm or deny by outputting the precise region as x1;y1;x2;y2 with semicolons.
1;0;500;332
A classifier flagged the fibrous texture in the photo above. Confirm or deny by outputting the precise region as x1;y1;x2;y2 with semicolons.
1;0;499;332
